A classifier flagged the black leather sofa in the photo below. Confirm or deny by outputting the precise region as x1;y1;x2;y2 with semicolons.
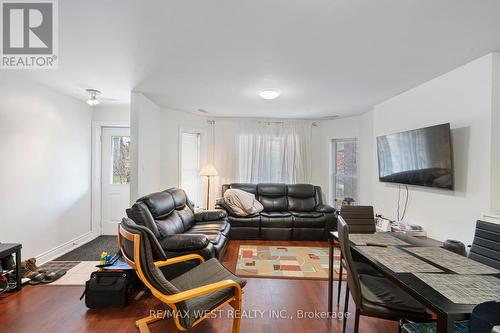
216;183;336;240
126;188;230;261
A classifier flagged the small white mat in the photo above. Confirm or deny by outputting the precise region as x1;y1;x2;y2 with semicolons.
48;261;100;286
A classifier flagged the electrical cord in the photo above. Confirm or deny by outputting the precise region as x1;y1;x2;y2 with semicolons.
396;184;401;221
401;185;409;220
396;184;410;222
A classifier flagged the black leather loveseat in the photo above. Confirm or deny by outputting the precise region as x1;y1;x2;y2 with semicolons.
216;183;336;240
126;188;230;261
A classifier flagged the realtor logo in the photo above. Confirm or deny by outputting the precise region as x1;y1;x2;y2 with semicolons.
1;0;58;69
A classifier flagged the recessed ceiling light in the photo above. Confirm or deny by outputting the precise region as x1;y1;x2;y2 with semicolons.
86;89;101;106
259;89;281;100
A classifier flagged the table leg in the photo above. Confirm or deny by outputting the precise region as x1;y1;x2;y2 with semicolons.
437;314;454;333
328;237;334;315
337;252;343;305
15;249;22;291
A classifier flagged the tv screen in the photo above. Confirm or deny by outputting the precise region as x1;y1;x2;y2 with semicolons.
376;123;453;189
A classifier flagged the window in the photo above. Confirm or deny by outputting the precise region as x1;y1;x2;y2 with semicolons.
330;138;358;209
180;132;202;208
111;136;131;184
236;122;311;183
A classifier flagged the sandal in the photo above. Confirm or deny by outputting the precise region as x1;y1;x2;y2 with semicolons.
28;273;46;285
41;270;66;284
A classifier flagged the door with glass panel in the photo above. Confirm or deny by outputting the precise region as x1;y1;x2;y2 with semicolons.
101;127;131;235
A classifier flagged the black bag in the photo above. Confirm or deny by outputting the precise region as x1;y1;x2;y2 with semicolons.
80;271;130;309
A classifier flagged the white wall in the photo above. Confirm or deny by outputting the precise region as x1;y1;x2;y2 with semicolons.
491;53;500;214
130;93;161;201
313;113;373;205
159;107;207;192
92;104;130;122
0;72;92;260
370;54;494;244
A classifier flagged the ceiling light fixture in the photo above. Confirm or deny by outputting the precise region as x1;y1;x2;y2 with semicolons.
259;89;281;100
86;89;101;106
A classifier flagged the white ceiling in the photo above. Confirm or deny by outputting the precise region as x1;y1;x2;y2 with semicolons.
21;0;500;118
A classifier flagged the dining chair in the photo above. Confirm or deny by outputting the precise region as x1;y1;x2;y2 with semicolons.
118;218;246;333
468;220;500;269
338;216;431;333
336;205;379;304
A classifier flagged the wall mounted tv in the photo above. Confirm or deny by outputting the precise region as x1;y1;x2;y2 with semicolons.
376;123;454;190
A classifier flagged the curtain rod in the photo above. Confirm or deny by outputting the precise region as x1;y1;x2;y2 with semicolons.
207;120;318;127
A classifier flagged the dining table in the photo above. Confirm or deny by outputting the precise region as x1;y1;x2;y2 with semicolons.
327;231;500;333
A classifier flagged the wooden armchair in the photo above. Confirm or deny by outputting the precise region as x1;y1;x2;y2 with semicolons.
118;218;246;333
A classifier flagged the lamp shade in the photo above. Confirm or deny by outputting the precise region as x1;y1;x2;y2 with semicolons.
199;164;218;176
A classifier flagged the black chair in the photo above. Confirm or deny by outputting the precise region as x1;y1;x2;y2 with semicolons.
339;206;377;234
336;206;379;305
118;218;246;333
469;220;500;269
338;216;431;333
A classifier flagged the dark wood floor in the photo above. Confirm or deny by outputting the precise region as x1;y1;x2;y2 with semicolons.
0;240;397;333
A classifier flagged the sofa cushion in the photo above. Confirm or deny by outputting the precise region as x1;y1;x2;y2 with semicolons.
287;184;315;197
138;191;175;219
227;215;260;228
291;211;323;218
257;184;288;211
287;184;316;212
293;214;327;228
184;229;222;245
260;211;292;218
166;188;189;209
126;202;161;239
158;234;210;252
228;183;258;195
176;205;195;230
261;212;293;228
257;183;287;197
156;211;186;237
189;221;230;237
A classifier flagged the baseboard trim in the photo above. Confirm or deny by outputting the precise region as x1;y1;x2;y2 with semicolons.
36;232;98;265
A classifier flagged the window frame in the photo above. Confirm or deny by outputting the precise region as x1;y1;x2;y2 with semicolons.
178;127;207;208
329;138;359;208
110;135;131;185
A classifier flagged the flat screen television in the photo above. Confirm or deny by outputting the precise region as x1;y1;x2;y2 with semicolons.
376;123;454;189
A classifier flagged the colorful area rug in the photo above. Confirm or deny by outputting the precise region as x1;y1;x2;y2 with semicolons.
235;245;345;280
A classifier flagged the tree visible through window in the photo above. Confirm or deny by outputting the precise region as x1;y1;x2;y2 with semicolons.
330;139;358;209
111;136;131;184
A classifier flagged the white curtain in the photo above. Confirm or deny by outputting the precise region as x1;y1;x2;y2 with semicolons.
212;119;312;195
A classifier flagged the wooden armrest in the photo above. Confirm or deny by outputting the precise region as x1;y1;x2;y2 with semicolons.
154;254;205;268
154;279;242;303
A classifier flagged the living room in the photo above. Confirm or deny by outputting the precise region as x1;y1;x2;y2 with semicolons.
1;1;499;333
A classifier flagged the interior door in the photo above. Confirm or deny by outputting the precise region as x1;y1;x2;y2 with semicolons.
101;127;131;235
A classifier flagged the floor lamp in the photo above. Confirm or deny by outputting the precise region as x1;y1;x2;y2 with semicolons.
200;164;218;209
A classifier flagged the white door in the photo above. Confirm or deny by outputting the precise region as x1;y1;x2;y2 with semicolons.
101;127;131;235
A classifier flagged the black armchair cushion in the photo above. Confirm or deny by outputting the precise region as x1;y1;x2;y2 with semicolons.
158;234;210;252
316;204;335;213
195;210;227;222
120;218;180;296
171;258;247;329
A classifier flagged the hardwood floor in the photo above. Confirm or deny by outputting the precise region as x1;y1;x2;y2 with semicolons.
0;240;397;333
